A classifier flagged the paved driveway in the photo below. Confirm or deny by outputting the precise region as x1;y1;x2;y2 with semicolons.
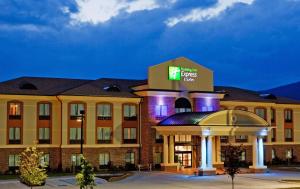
1;170;300;189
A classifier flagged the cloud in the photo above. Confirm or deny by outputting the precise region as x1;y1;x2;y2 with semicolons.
0;24;52;32
68;0;171;25
166;0;255;27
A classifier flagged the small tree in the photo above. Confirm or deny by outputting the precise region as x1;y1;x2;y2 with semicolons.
224;144;244;189
76;155;96;189
19;145;47;188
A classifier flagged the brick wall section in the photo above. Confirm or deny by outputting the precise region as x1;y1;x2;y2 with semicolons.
140;96;176;165
193;98;220;112
0;147;61;173
61;147;139;170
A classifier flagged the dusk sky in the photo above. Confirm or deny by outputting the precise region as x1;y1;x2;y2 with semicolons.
1;0;300;90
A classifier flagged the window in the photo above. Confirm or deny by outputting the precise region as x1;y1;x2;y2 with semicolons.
175;98;192;113
285;128;293;142
284;109;293;123
153;152;162;165
123;128;137;143
97;104;112;120
125;152;135;164
71;154;82;166
123;104;137;120
69;128;82;144
70;103;84;119
8;155;20;167
155;105;167;119
235;135;248;142
39;128;50;144
155;132;163;143
271;149;276;160
9;127;21;144
235;106;248;111
39;103;50;120
8;102;21;119
176;108;192;113
175;146;192;151
221;150;226;162
201;106;213;112
99;153;110;167
239;151;246;161
220;136;229;143
271;128;276;142
255;108;266;120
40;154;50;167
271;108;276;123
286;149;293;159
97;127;111;143
175;135;192;143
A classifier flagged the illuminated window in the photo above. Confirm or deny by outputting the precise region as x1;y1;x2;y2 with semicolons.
8;155;20;167
40;154;50;167
285;128;293;142
175;135;191;143
97;127;111;143
9;127;21;144
70;104;84;119
8;102;21;119
284;109;293;122
99;153;110;167
155;132;163;143
286;149;293;159
39;103;50;120
123;128;137;144
154;152;162;165
201;106;213;112
69;128;82;144
235;135;248;142
97;104;112;120
255;108;266;120
239;151;246;161
125;152;135;164
155;105;167;119
175;98;192;113
71;154;81;166
39;128;50;144
271;149;276;160
124;104;137;120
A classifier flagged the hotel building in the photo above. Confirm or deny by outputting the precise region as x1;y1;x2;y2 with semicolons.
0;57;300;175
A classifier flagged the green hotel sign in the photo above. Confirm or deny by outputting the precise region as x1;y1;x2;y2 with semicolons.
168;66;198;82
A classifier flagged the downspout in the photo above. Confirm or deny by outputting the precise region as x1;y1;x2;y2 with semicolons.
55;96;63;171
138;98;143;165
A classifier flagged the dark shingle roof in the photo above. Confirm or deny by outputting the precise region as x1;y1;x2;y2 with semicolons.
0;77;91;96
0;77;146;97
215;86;300;104
61;78;146;97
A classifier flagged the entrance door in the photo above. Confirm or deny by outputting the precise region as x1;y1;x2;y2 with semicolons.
175;152;192;167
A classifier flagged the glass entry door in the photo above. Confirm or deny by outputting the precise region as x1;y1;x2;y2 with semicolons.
175;152;192;167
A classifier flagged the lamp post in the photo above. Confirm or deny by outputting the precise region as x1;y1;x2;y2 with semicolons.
79;110;85;155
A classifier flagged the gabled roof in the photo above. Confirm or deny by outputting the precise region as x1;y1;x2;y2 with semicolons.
61;78;146;97
0;77;90;96
215;86;300;104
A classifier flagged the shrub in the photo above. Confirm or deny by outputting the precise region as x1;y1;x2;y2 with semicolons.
19;146;47;188
75;155;96;189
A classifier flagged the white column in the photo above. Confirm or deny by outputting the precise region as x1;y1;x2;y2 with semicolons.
251;136;259;168
200;136;207;169
169;135;174;164
206;136;213;169
258;136;264;167
163;135;169;164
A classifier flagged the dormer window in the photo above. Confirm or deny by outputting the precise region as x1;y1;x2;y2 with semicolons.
103;85;120;92
260;93;277;100
19;82;37;90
